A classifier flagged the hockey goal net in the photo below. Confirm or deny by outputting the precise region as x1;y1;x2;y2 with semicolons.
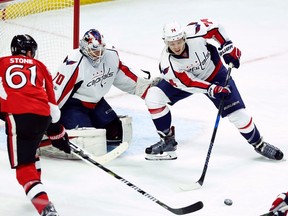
0;0;80;73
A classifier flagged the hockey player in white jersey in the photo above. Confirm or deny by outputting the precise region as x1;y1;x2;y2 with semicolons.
52;29;156;149
144;19;284;161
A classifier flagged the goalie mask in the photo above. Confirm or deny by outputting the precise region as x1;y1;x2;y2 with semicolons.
80;29;106;64
162;21;186;44
11;34;38;58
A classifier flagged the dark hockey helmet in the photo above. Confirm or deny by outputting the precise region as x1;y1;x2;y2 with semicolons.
10;34;38;58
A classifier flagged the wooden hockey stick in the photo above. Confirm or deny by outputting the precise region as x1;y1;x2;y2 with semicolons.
180;63;233;190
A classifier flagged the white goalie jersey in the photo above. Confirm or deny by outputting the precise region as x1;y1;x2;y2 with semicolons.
39;46;146;161
53;47;145;108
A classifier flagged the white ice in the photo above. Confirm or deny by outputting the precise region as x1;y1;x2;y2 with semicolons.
1;0;288;215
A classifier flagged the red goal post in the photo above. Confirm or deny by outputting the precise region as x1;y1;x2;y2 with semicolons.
0;0;80;73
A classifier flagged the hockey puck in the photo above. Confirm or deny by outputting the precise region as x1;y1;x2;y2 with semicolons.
224;199;233;206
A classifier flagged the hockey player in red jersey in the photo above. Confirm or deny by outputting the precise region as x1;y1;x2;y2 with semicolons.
0;34;71;216
144;19;284;161
52;29;158;147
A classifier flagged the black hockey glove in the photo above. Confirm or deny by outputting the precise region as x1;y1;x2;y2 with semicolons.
46;122;71;154
218;41;241;69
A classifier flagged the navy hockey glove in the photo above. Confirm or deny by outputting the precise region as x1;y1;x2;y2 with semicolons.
47;122;71;154
207;84;231;100
218;41;241;68
269;192;288;216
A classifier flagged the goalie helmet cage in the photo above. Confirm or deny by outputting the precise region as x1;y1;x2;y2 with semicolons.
0;0;80;73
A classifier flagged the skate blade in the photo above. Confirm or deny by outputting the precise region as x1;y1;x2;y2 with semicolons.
145;151;177;160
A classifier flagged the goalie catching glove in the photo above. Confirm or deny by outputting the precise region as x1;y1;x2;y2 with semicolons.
46;122;71;154
135;76;162;99
218;41;241;68
269;192;288;216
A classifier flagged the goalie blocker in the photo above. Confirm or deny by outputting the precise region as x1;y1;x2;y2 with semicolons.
38;116;132;160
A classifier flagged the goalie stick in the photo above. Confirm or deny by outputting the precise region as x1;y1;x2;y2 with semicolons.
39;139;129;164
69;142;204;215
92;142;129;164
180;63;233;191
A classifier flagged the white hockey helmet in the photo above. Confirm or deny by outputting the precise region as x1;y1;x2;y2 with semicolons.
80;29;106;63
162;21;185;43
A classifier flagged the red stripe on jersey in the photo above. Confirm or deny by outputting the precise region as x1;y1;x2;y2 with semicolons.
57;67;79;105
174;71;210;89
140;86;150;99
81;101;97;109
119;61;137;82
206;60;223;82
203;28;226;45
148;106;166;114
6;115;16;167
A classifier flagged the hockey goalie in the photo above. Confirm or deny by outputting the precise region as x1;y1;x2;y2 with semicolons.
38;28;159;161
39;116;132;161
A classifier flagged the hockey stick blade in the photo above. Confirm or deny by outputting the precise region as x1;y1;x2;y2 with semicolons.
259;212;274;216
39;138;128;164
179;182;202;191
167;201;203;215
95;141;128;164
68;141;128;164
179;173;205;191
69;142;204;215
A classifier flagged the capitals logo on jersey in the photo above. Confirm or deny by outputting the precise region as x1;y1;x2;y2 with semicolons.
87;66;114;88
63;56;77;65
187;22;201;34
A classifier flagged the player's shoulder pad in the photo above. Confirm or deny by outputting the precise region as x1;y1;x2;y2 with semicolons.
159;47;171;69
105;44;121;61
185;18;217;38
105;43;116;50
185;21;203;37
30;57;50;73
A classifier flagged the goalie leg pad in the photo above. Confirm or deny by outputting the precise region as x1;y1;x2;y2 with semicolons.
120;115;132;145
38;128;107;160
106;115;132;146
68;128;107;156
105;118;123;144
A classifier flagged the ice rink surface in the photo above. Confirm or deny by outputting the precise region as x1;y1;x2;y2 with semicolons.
1;0;288;215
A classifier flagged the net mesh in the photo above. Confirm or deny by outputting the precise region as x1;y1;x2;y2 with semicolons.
0;0;75;73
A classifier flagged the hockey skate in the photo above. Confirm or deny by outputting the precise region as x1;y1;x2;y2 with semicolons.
253;138;283;160
145;126;178;160
41;202;59;216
